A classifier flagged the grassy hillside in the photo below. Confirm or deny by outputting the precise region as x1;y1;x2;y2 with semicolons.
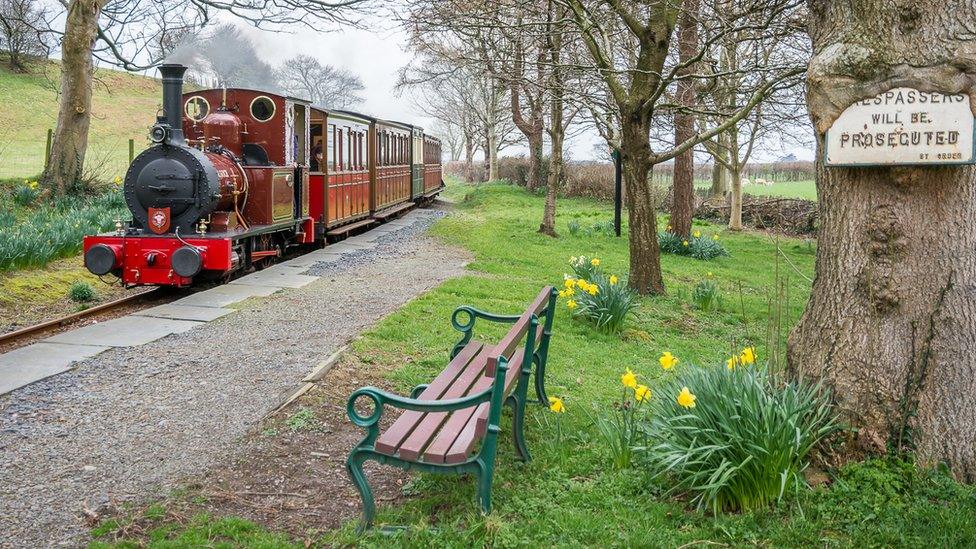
0;60;161;179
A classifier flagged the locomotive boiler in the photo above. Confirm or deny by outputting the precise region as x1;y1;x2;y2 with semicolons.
83;62;444;288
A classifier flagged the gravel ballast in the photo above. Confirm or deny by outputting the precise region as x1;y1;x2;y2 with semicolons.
0;207;469;547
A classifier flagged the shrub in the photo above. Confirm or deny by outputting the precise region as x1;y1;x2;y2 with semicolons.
638;354;838;514
0;190;127;271
560;256;637;333
658;229;729;260
68;281;96;302
13;180;40;206
568;219;581;236
691;275;721;311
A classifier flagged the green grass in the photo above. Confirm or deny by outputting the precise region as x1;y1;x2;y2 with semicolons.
93;180;974;548
0;60;160;179
0;185;127;271
694;179;818;201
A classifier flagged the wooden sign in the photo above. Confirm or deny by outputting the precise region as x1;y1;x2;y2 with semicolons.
825;88;975;166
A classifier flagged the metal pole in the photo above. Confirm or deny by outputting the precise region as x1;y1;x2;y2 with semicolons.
613;148;622;237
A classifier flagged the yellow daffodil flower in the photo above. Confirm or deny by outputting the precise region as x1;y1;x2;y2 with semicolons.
548;396;566;413
591;258;600;267
727;356;739;371
693;230;702;238
682;240;689;247
707;272;713;278
567;299;577;310
564;278;575;289
666;224;672;231
635;385;652;403
609;275;618;285
740;347;756;365
677;387;697;408
659;351;678;370
113;176;123;185
713;234;720;241
621;368;638;389
587;285;598;296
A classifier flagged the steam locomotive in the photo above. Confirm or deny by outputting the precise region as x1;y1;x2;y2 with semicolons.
83;64;443;287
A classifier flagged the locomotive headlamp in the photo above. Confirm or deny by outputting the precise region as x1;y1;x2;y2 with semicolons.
149;124;169;144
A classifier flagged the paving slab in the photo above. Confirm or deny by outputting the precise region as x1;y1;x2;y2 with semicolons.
44;316;201;348
133;304;235;322
172;283;281;308
0;342;108;395
278;252;336;268
229;270;318;289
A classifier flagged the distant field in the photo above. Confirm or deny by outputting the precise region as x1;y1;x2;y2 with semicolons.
0;61;160;180
694;179;817;201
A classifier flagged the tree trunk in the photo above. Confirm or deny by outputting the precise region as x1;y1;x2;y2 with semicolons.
488;134;498;181
463;134;475;182
526;131;545;190
43;0;104;194
789;0;976;481
728;165;743;231
710;134;730;198
620;111;665;295
540;141;560;236
669;0;700;238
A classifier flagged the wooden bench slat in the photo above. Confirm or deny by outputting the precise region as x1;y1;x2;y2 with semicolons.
446;356;523;464
425;351;524;464
396;349;491;460
486;287;552;377
374;342;484;455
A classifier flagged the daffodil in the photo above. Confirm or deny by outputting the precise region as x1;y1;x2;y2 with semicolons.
693;230;702;238
548;396;566;413
682;240;689;247
666;224;672;231
713;234;720;241
707;272;713;278
740;347;756;365
566;299;577;310
727;356;740;371
587;284;598;296
635;384;652;403
621;368;638;389
591;258;600;267
564;278;576;289
677;387;697;408
113;176;123;185
659;351;678;370
609;275;618;285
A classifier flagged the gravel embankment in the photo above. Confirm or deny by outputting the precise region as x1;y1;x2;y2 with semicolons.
0;207;468;548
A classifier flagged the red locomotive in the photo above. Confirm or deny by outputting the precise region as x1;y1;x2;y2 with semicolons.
83;64;443;287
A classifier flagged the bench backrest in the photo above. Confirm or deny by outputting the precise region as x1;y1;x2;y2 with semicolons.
486;286;556;377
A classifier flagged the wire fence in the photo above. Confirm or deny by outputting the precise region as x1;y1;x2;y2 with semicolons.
0;129;142;181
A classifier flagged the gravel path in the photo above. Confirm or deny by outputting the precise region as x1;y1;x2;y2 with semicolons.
0;207;470;548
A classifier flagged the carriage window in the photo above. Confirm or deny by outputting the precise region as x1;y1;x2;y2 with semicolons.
250;96;276;122
327;124;336;171
337;127;344;170
184;96;210;122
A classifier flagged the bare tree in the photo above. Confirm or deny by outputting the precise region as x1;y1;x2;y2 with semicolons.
42;0;371;194
789;0;976;480
275;54;364;108
0;0;50;72
558;0;805;295
669;0;701;239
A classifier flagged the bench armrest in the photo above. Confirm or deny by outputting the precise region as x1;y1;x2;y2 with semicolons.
450;305;520;358
346;385;494;436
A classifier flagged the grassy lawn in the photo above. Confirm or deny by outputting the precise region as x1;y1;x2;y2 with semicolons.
94;180;974;548
0;61;159;180
694;179;818;201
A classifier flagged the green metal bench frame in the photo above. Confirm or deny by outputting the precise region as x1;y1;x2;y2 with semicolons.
345;287;557;531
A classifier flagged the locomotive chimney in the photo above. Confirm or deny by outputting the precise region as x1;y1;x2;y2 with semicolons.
159;63;187;142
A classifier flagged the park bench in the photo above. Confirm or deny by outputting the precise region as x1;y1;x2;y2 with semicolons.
345;286;558;530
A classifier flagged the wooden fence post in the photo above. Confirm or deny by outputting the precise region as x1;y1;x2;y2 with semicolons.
45;129;53;168
129;139;135;163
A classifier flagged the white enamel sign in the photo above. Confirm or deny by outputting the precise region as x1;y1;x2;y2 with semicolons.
825;88;975;166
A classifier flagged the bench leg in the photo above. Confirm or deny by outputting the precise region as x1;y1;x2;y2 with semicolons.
346;449;376;532
534;355;549;405
505;395;531;462
475;459;494;515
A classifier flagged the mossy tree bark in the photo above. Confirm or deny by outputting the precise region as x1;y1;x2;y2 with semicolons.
788;0;976;481
43;0;106;194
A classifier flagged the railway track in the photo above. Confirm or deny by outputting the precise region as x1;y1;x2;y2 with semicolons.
0;289;167;351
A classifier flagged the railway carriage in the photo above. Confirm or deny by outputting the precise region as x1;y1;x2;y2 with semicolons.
82;63;444;288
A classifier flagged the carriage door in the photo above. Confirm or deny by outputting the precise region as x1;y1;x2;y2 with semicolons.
286;102;311;218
